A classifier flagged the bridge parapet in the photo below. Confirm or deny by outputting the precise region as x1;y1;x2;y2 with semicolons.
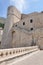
0;46;39;62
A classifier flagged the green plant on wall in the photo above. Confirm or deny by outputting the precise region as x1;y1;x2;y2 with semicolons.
0;23;5;29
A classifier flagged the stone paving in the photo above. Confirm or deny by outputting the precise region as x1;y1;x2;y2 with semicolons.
10;50;43;65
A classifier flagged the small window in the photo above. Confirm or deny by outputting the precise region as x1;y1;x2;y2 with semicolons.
30;19;33;23
15;25;17;27
0;41;1;45
30;28;33;31
23;22;25;25
41;11;43;13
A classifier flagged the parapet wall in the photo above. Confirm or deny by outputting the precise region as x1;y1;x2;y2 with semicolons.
0;46;38;62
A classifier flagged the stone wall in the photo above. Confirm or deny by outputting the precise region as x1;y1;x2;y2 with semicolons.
12;12;43;49
12;28;32;48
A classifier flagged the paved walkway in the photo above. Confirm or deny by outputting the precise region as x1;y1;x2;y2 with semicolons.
9;50;43;65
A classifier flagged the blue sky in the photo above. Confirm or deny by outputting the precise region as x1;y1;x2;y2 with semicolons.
0;0;43;18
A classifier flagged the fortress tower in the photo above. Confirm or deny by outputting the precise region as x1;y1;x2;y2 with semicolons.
1;6;21;48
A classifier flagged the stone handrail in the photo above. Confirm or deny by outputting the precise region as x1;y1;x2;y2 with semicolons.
0;46;39;62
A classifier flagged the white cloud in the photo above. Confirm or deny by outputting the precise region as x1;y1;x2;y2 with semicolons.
10;0;30;13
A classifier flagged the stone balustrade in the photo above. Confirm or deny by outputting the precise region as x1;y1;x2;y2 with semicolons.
0;46;39;62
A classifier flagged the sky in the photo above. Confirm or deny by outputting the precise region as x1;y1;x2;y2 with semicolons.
0;0;43;18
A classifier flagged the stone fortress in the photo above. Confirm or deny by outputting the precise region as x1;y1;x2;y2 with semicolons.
0;6;43;49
